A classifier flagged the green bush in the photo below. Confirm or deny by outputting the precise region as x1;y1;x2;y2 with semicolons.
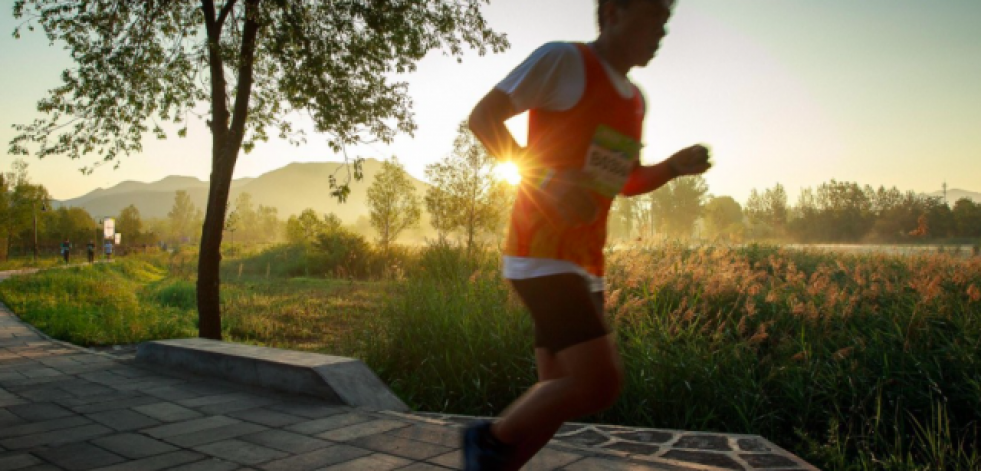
312;227;376;278
145;279;197;311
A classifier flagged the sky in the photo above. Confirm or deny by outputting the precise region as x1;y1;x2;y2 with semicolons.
1;0;979;203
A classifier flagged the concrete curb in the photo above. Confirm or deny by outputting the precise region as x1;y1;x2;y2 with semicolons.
136;338;409;412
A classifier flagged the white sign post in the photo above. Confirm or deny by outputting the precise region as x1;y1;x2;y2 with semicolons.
103;218;115;240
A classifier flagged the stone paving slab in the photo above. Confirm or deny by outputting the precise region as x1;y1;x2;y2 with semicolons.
0;268;816;470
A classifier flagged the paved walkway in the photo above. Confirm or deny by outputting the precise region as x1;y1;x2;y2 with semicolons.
0;269;814;470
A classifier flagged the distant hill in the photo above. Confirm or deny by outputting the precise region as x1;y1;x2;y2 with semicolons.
54;159;430;225
925;188;980;204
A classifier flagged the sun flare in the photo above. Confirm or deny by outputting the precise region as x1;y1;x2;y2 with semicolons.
494;161;522;186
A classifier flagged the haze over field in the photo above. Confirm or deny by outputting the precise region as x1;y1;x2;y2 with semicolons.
53;160;980;228
2;1;979;203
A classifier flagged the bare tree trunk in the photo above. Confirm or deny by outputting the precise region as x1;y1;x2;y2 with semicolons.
196;0;260;340
197;144;236;339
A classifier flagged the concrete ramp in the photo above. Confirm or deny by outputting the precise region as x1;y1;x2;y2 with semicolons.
136;338;408;412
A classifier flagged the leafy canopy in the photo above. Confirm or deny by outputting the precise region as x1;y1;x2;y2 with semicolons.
9;0;510;178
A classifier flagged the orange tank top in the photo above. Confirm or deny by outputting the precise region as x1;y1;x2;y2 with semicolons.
505;43;645;277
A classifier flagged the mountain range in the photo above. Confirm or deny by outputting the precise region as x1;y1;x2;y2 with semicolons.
55;159;431;225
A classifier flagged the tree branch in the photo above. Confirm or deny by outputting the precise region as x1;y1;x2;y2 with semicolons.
201;0;230;139
217;0;239;29
227;0;260;146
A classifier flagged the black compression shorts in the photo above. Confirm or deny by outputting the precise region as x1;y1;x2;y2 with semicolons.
509;274;607;354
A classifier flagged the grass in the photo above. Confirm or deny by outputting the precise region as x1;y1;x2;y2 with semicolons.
0;255;196;345
0;254;66;271
0;251;385;352
2;243;979;470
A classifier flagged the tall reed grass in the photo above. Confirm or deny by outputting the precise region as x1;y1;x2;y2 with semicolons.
350;242;981;470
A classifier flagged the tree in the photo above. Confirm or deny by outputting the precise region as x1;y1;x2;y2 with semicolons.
866;189;923;243
608;197;638;240
814;180;874;242
229;192;257;244
116;205;143;244
1;160;50;259
424;123;509;252
224;210;240;246
256;205;280;243
44;207;96;248
367;157;420;251
867;185;908;242
953;198;981;238
285;209;340;245
423;178;455;243
745;183;787;239
646;176;708;238
703;196;744;241
11;1;508;339
922;197;954;239
763;184;788;237
168;190;200;244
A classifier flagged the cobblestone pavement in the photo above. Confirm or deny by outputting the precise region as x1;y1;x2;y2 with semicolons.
0;270;814;470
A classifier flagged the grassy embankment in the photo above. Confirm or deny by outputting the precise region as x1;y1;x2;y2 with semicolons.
1;243;979;470
0;255;66;271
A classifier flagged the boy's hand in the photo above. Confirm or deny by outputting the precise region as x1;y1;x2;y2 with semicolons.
667;144;712;177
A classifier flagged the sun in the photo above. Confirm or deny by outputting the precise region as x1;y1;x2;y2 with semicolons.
494;161;522;186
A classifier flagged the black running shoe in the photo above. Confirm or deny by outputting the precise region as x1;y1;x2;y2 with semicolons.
463;420;511;470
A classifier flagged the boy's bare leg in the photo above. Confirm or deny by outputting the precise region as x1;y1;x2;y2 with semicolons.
499;348;567;470
491;334;623;465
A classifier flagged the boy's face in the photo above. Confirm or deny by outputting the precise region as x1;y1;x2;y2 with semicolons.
603;0;672;68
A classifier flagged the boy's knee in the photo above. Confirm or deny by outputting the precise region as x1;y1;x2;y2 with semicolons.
572;363;624;413
594;366;624;410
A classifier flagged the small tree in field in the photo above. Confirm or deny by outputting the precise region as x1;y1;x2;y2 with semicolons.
703;196;744;241
424;122;509;253
116;205;144;244
367;157;420;252
168;190;201;245
10;1;508;339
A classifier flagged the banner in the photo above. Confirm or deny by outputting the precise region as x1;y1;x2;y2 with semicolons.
114;233;122;245
103;218;115;239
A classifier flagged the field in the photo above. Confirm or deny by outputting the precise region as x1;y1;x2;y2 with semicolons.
1;243;979;470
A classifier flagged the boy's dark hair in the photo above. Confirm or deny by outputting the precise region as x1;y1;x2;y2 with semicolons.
597;0;674;31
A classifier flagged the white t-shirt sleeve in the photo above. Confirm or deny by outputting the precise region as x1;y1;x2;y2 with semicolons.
495;42;585;113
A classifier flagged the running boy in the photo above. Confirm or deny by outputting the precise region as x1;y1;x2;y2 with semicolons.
464;0;712;469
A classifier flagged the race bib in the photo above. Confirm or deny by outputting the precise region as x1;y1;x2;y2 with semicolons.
583;125;641;198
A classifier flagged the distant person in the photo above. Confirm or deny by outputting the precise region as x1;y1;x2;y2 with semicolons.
104;240;113;260
86;241;95;263
463;0;712;468
60;239;71;264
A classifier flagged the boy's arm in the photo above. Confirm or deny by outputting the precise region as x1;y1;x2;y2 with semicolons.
468;89;524;163
621;144;713;197
620;162;677;197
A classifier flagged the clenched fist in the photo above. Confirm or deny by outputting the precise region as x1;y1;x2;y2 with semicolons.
667;144;712;177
